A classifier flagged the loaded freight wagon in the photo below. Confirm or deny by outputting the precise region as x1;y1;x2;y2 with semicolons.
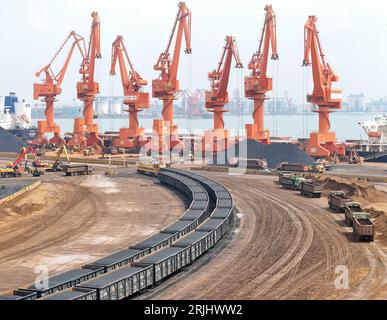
40;288;97;301
132;247;192;284
77;266;154;300
17;268;103;299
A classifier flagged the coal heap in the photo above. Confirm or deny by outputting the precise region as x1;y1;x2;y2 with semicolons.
213;139;315;168
0;127;27;152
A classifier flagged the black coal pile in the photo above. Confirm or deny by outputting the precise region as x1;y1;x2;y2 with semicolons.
212;139;315;168
0;127;27;152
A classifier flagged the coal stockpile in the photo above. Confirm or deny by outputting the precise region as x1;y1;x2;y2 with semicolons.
212;139;315;168
0;127;27;152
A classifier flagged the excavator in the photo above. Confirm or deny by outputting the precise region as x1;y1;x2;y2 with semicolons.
303;15;345;158
110;35;150;150
69;12;102;148
245;5;279;144
204;36;243;152
33;31;85;146
152;2;192;152
0;146;37;178
47;144;71;172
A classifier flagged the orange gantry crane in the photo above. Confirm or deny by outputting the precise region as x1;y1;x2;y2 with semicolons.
110;35;150;148
152;2;192;150
245;5;279;144
204;36;243;151
69;12;102;148
33;31;85;146
303;15;345;158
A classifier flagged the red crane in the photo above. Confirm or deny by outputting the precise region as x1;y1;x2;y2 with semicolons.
152;2;192;149
69;12;102;148
33;31;85;146
303;15;345;158
110;35;150;148
245;5;278;144
204;36;243;150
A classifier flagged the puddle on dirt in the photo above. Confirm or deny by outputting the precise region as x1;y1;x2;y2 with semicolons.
81;175;120;194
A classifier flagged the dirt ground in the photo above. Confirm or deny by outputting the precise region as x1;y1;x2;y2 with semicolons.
144;172;387;300
0;170;185;294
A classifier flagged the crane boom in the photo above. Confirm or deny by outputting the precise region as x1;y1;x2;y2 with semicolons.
33;31;85;145
303;15;340;109
110;36;150;146
152;2;192;141
302;15;344;158
245;5;278;144
205;36;243;131
70;12;102;147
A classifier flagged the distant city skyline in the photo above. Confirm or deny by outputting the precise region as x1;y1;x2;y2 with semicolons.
1;0;387;107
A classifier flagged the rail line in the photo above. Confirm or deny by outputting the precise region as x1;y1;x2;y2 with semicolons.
0;168;235;300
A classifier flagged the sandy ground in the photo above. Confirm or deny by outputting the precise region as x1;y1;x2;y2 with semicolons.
143;172;387;300
0;169;185;294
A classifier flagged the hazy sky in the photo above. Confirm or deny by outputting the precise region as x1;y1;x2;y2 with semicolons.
0;0;386;105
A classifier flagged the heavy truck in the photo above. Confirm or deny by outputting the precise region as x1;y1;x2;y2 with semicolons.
299;180;324;198
328;191;352;212
344;203;375;242
276;163;309;173
353;218;375;242
279;172;305;190
231;158;268;170
344;202;370;226
62;165;93;176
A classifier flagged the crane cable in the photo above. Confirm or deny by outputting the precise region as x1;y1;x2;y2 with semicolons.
302;68;306;139
235;69;240;138
271;63;275;139
186;53;192;135
109;76;114;132
274;61;279;138
306;67;310;137
240;68;244;139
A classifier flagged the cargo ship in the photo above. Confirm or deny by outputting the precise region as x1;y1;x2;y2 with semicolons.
0;93;37;142
354;114;387;162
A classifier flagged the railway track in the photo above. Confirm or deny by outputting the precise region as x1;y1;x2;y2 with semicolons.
0;169;235;300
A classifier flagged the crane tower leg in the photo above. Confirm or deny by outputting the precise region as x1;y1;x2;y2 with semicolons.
245;96;270;144
114;106;145;149
83;97;102;147
307;107;345;158
33;97;63;145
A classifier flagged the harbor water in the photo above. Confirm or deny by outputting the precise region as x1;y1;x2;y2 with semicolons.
33;112;378;141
